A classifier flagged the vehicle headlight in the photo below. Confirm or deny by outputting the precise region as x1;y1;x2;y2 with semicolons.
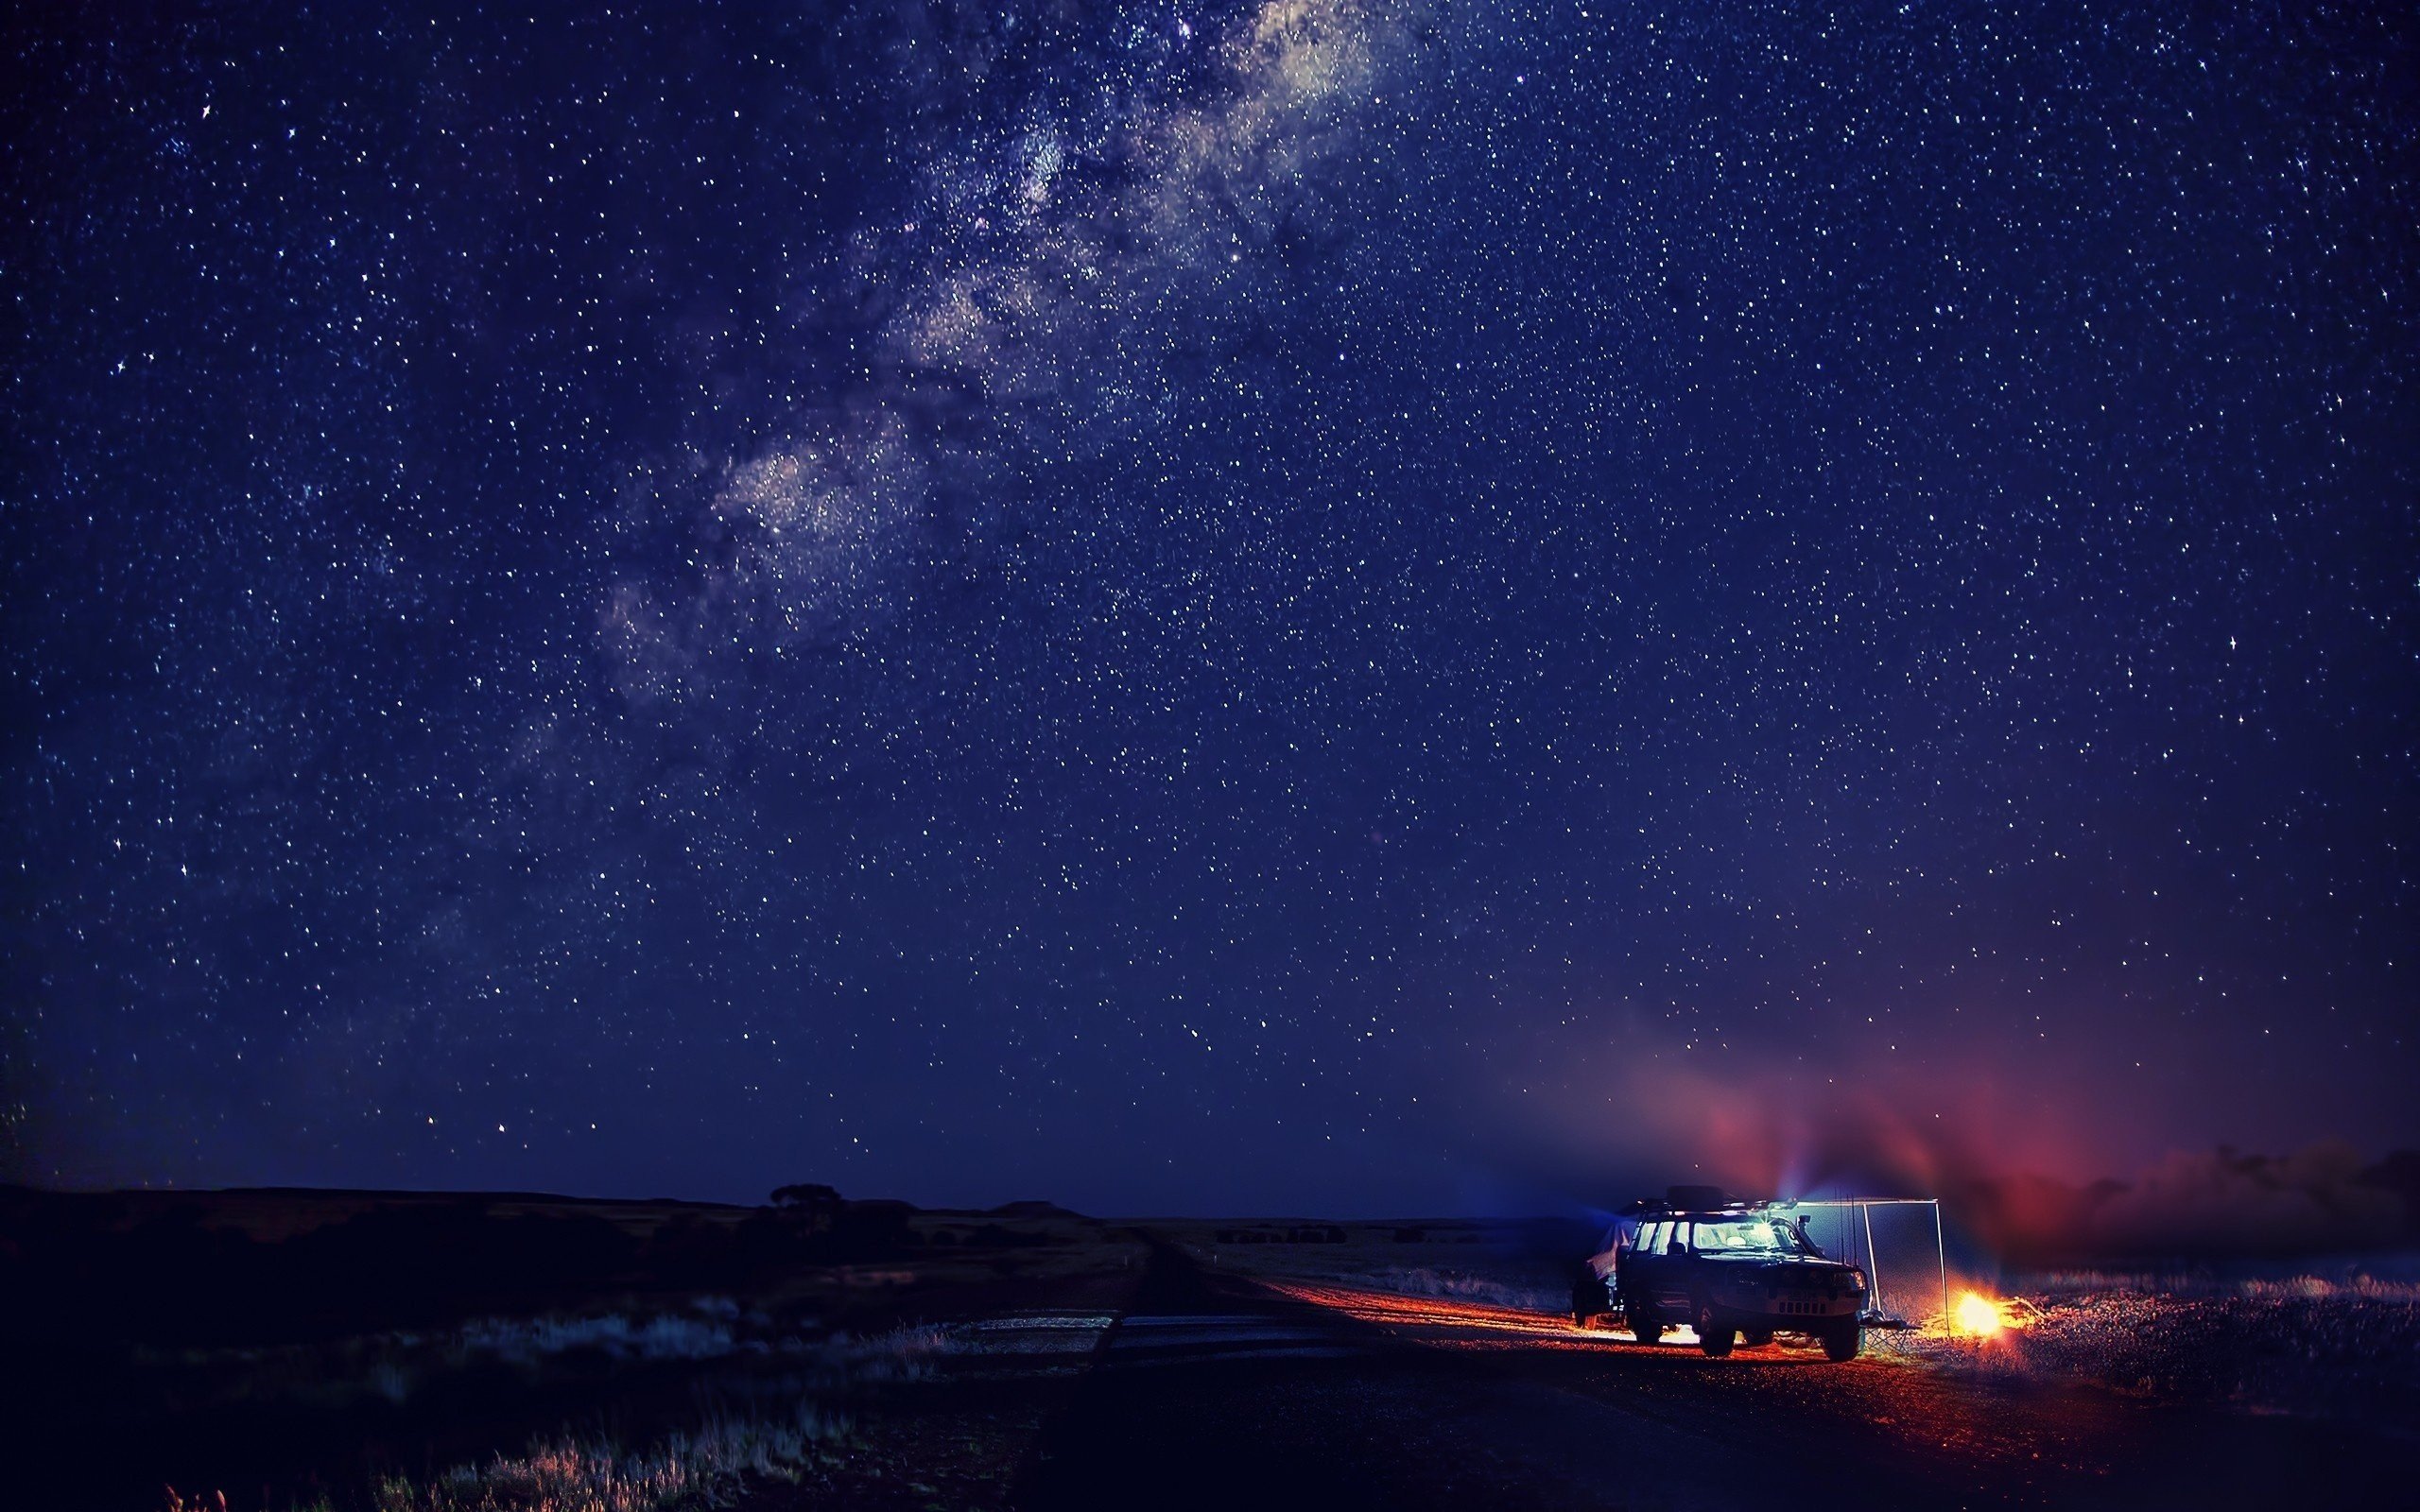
1848;1267;1868;1292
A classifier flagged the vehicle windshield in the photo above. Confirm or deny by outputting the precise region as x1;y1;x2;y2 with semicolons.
1689;1217;1808;1255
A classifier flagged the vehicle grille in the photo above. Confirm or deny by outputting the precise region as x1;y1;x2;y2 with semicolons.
1776;1299;1829;1315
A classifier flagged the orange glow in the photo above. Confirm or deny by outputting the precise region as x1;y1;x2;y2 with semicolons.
1254;1280;1801;1363
1954;1291;2007;1337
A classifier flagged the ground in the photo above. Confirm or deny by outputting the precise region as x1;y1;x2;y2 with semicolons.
1005;1244;2410;1511
10;1191;2413;1509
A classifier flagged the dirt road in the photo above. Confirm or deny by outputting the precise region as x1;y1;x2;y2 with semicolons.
1013;1244;2400;1509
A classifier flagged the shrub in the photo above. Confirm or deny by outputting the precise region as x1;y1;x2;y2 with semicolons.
366;1403;851;1512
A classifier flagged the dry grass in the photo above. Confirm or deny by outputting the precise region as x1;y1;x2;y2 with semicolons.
2025;1265;2420;1302
2238;1273;2420;1301
141;1300;961;1420
166;1406;854;1512
838;1321;957;1383
1842;1264;2420;1431
455;1310;741;1367
156;1320;960;1511
1323;1265;1564;1314
364;1407;851;1512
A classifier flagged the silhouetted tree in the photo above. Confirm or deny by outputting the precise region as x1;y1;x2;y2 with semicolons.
770;1182;841;1212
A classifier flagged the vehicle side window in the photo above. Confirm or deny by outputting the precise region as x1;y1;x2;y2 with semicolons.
1644;1221;1668;1253
1672;1222;1692;1254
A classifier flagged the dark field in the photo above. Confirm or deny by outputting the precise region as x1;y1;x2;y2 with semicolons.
2;1185;1137;1510
9;1191;2414;1510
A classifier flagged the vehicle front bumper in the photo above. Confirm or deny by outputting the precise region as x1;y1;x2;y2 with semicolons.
1706;1283;1865;1325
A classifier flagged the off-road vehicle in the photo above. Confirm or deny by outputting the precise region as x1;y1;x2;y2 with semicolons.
1572;1188;1869;1361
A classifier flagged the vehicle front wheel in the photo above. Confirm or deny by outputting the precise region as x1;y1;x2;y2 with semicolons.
1696;1303;1735;1358
1822;1321;1862;1362
1623;1297;1663;1342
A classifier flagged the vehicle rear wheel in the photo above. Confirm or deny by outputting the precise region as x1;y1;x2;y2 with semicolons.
1696;1302;1735;1358
1822;1321;1862;1362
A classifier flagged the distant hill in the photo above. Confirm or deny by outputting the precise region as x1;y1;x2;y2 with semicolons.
988;1199;1085;1219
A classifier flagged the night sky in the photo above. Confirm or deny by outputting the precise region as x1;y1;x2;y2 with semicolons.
4;2;2412;1216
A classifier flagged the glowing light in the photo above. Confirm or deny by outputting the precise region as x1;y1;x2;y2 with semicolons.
1954;1291;2007;1337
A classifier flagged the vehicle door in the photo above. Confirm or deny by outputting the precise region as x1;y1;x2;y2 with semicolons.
1651;1221;1695;1312
1624;1220;1667;1301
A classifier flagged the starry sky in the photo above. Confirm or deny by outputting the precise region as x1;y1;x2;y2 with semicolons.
3;1;2413;1216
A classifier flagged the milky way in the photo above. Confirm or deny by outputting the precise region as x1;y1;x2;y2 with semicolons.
3;2;2412;1212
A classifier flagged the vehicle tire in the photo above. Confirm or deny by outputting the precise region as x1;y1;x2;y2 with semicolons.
1740;1329;1774;1349
1696;1302;1735;1358
1622;1294;1662;1342
1822;1321;1862;1362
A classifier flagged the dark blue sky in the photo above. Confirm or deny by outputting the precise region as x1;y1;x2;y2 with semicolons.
4;1;2412;1215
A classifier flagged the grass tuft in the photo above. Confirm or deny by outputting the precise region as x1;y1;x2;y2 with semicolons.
1342;1265;1564;1314
365;1403;851;1512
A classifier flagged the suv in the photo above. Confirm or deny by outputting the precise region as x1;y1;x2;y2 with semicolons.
1573;1190;1868;1361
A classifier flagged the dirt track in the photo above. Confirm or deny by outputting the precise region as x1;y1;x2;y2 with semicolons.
1013;1243;2402;1510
